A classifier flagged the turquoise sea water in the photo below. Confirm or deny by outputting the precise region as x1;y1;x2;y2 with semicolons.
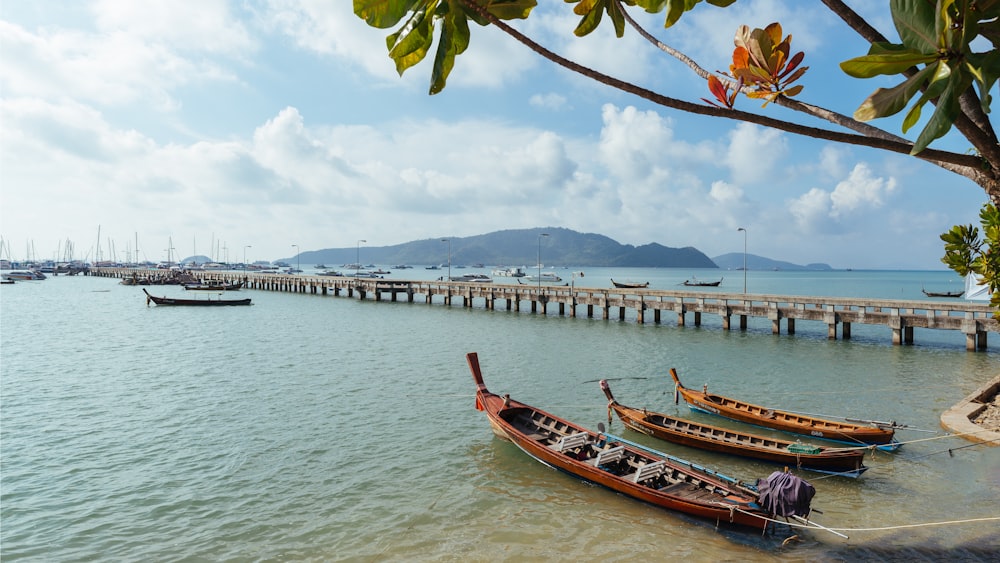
1;269;998;561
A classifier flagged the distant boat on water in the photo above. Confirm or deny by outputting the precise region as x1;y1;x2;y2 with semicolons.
4;270;46;281
611;279;649;289
683;277;722;287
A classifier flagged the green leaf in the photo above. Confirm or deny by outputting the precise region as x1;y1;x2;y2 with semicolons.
890;0;939;54
911;71;967;154
966;50;1000;112
853;64;936;121
429;4;471;94
573;0;606;37
354;0;420;28
840;50;938;78
607;0;626;37
387;6;436;76
483;0;537;20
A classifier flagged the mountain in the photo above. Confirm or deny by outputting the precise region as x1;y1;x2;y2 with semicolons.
712;253;833;271
286;227;718;268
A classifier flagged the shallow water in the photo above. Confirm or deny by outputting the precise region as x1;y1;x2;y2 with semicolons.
1;271;997;561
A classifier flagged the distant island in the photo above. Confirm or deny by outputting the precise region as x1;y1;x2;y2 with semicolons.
711;253;832;271
246;228;832;270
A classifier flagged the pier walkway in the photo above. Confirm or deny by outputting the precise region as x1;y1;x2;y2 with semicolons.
92;268;997;351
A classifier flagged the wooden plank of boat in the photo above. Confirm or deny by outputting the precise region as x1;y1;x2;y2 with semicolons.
611;279;649;289
143;288;251;306
467;352;799;532
668;368;898;449
600;380;868;477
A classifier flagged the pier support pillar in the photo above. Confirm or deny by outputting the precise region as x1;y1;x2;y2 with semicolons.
637;306;644;324
890;315;903;345
904;326;913;344
619;307;626;321
654;309;661;324
787;318;795;334
843;322;852;340
768;307;780;334
979;331;988;350
588;304;594;318
694;312;702;327
722;315;731;330
678;312;685;326
740;315;748;331
559;303;565;316
569;300;576;318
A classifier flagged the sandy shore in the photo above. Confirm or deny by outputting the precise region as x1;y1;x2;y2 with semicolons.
973;393;1000;431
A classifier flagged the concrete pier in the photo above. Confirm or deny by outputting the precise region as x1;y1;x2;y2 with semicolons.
93;268;998;351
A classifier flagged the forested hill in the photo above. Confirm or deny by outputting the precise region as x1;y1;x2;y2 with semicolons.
290;227;718;268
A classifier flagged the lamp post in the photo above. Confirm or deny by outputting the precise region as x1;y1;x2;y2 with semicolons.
356;240;366;278
737;227;747;293
441;238;451;281
571;271;584;305
244;245;251;272
291;244;299;274
537;232;549;294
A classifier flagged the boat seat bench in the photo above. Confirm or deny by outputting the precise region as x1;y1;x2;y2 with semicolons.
628;460;666;483
593;446;625;467
552;432;589;452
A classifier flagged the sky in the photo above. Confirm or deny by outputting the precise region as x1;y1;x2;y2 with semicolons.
0;1;993;269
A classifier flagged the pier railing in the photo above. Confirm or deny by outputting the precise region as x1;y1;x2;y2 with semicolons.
92;268;997;351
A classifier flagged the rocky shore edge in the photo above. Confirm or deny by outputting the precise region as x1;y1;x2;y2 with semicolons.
941;374;1000;444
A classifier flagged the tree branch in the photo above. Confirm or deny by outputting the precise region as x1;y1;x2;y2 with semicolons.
820;0;1000;169
458;0;986;176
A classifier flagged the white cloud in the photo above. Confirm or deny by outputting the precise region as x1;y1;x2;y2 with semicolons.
529;93;569;111
92;0;255;56
264;0;538;91
788;163;898;232
0;12;245;112
725;122;787;184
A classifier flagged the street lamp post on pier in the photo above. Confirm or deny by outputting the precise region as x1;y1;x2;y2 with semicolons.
571;271;584;306
441;239;451;281
537;232;549;294
737;227;747;293
356;240;366;279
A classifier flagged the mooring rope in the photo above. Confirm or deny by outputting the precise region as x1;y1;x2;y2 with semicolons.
731;505;1000;535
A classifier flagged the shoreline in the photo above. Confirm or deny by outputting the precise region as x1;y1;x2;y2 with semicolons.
941;374;1000;444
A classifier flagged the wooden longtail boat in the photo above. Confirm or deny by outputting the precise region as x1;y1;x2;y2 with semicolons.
143;288;251;306
683;277;722;287
467;352;804;532
600;380;868;477
921;288;963;298
669;368;899;449
611;279;649;289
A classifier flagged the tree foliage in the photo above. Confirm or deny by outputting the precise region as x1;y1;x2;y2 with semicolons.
353;0;1000;310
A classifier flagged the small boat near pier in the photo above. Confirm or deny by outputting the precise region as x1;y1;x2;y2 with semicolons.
143;288;252;306
670;368;899;449
600;380;868;477
467;352;819;532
